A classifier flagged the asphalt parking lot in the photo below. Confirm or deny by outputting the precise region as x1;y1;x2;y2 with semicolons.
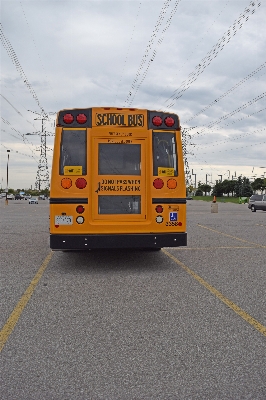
0;199;265;399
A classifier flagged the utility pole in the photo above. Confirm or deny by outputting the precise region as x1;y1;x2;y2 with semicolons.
192;169;196;189
26;112;52;190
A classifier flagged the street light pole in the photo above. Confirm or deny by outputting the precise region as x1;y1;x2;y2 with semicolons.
5;150;10;205
192;169;196;190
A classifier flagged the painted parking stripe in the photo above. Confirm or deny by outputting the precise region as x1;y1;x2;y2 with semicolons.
197;223;266;248
162;249;266;337
0;251;53;352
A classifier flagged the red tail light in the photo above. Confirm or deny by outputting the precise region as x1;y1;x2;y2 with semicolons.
76;114;87;124
152;116;163;126
164;117;175;127
76;205;85;214
153;178;164;189
75;178;87;189
63;113;74;124
155;205;163;213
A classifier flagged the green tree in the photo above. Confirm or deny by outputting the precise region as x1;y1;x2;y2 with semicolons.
212;181;224;197
234;176;253;197
251;178;265;193
222;179;235;197
199;183;212;196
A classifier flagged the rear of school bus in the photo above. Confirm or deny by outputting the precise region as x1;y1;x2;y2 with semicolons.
50;107;187;250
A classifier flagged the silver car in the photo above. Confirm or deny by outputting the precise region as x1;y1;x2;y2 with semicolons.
250;194;266;212
248;194;263;209
29;197;38;204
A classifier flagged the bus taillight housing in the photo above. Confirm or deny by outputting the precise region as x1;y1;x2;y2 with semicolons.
63;113;74;124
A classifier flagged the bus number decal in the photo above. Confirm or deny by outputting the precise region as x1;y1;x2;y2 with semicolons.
96;113;144;127
166;221;178;226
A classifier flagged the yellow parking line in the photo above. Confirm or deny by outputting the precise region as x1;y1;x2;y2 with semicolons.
0;251;53;352
197;223;266;248
162;249;266;337
171;246;258;250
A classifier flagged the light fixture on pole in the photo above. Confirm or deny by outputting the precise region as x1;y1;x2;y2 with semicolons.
5;150;10;205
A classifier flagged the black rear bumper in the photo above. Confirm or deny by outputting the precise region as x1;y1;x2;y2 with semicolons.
50;232;187;250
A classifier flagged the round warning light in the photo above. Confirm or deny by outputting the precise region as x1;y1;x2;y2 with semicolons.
76;113;87;124
167;179;177;189
152;116;163;126
76;205;85;214
155;205;163;213
63;113;74;124
76;216;84;224
156;216;163;223
164;116;175;127
61;178;72;189
75;178;87;189
153;178;164;189
178;222;182;226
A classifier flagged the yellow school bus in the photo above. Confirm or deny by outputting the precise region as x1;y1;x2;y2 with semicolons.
50;107;187;250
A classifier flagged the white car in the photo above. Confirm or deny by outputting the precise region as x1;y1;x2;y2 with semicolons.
29;197;38;204
6;194;15;200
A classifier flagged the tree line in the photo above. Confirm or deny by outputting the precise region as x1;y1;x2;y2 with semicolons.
191;177;265;197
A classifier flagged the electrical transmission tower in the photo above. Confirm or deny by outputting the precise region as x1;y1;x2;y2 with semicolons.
26;111;53;190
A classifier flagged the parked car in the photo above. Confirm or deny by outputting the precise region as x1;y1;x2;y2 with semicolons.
15;194;24;200
250;194;266;212
29;197;38;204
248;194;263;209
6;194;15;200
24;195;31;200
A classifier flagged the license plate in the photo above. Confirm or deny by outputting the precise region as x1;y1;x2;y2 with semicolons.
55;215;73;225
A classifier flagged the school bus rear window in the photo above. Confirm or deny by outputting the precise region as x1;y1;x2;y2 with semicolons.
60;130;87;175
99;143;141;175
152;132;177;176
98;195;141;214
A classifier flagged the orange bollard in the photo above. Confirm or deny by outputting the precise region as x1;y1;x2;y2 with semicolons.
213;196;216;203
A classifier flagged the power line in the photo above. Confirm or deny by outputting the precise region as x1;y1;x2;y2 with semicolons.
156;1;230;106
1;117;39;162
126;0;182;107
19;1;58;108
113;1;142;105
195;91;266;136
124;0;178;106
184;61;266;124
163;0;261;110
0;23;47;116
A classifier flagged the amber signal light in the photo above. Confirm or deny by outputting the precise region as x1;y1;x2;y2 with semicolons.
167;179;177;189
61;178;72;189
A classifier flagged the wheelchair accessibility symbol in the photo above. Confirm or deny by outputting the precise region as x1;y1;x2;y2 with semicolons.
169;212;177;221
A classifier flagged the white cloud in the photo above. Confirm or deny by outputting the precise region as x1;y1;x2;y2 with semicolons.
1;0;265;189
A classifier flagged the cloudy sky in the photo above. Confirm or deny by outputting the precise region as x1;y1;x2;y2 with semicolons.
1;0;265;190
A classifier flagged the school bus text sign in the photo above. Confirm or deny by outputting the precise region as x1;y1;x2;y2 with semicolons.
96;113;144;127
